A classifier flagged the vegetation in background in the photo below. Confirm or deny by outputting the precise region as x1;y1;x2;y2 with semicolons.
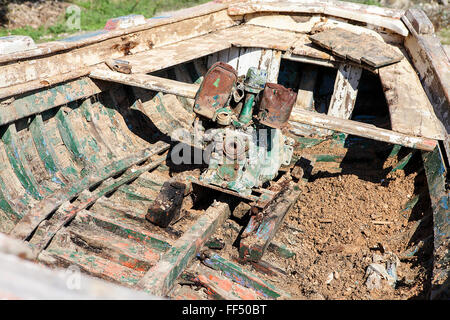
0;0;209;42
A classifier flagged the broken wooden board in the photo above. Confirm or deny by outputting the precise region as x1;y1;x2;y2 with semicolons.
9;141;169;240
289;108;437;151
0;5;236;97
309;28;404;68
239;182;301;262
379;50;446;141
422;147;450;300
137;201;230;296
200;253;290;299
122;25;299;75
206;47;282;81
328;64;362;119
89;69;199;98
227;1;408;36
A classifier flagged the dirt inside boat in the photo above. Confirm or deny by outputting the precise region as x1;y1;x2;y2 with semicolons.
0;1;448;300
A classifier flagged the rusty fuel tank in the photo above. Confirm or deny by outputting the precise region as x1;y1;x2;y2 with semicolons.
193;62;237;120
257;83;297;129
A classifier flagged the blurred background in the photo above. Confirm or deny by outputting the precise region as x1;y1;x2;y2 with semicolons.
0;0;448;45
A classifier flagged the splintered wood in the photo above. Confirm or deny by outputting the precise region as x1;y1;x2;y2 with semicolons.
309;28;404;68
378;50;446;140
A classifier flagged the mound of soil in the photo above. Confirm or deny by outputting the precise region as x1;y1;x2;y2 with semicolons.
1;1;69;29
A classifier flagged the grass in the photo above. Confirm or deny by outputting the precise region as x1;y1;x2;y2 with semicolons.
0;0;209;42
438;28;450;45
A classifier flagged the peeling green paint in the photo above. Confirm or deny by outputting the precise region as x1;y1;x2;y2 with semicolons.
1;125;44;199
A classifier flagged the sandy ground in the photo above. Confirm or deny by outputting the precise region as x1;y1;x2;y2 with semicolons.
210;145;433;300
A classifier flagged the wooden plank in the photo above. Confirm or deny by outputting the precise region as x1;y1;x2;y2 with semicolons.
309;28;404;68
0;77;110;128
240;182;301;262
43;244;144;286
402;8;434;35
403;26;450;161
228;1;408;36
0;7;236;93
29;115;71;186
267;50;282;83
200;253;290;299
122;29;233;74
289;108;437;151
1;125;48;200
0;250;154;299
9;141;169;240
379;50;446;140
327;64;362;119
123;25;298;75
89;69;199;99
237;47;262;77
227;47;240;70
77;209;172;252
137;201;230;296
28;156;166;255
183;266;264;300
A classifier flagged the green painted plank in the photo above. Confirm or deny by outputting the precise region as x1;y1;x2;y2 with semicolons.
56;107;86;164
1;124;47;199
78;210;171;253
29;115;70;186
137;201;231;296
422;147;449;299
44;246;143;286
200;253;290;299
0;78;109;127
28;155;167;253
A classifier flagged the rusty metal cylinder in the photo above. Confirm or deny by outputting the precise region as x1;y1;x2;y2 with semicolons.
193;62;237;120
257;83;297;129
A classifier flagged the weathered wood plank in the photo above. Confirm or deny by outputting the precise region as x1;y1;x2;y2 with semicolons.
123;25;298;75
43;242;144;286
379;50;446;140
200;253;290;299
237;47;262;77
309;28;404;68
422;147;450;299
9;141;169;240
0;77;110;128
137;201;230;296
90;69;199;98
228;1;408;36
0;7;236;93
240;182;301;262
327;63;362;119
29;115;71;186
403;23;450;161
28;156;166;254
1;125;48;200
77;209;172;253
289;108;437;151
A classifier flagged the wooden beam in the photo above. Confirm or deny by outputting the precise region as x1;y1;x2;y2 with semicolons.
289;109;437;151
9;141;169;240
228;1;408;36
327;64;362;119
239;182;301;262
137;201;230;296
90;69;199;98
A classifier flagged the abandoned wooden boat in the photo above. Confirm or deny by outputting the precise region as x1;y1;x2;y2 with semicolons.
0;0;448;300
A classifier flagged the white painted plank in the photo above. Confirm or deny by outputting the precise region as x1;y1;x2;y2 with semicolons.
327;64;362;119
267;50;282;83
227;47;240;70
237;47;262;77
